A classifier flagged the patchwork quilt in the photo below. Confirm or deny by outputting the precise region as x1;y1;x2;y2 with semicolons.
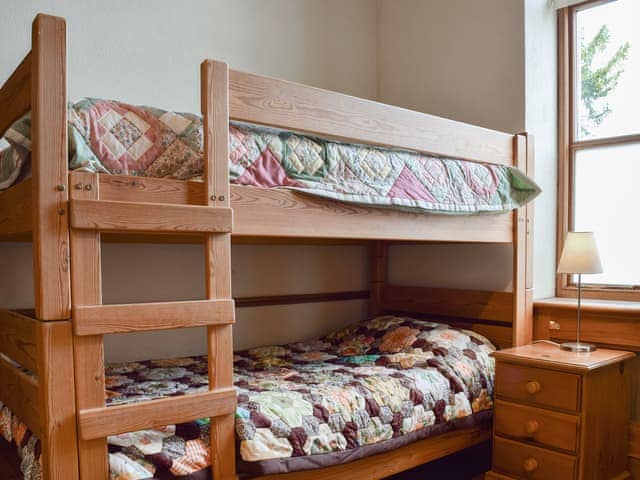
0;98;540;214
0;316;495;480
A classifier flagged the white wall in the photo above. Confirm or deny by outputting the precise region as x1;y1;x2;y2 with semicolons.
525;0;557;298
0;0;558;361
377;0;525;292
0;0;377;361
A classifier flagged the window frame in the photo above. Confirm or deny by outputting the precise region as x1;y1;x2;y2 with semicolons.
557;0;640;301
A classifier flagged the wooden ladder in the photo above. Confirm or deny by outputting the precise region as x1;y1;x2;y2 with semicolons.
68;61;237;480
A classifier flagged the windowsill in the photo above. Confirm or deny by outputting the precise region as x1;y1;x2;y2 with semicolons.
534;297;640;315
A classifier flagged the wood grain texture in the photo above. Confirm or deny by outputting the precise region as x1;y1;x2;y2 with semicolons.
0;353;41;436
381;285;513;323
69;172;108;478
495;363;581;412
512;134;531;347
36;320;79;480
231;185;513;242
369;242;387;318
70;199;232;233
578;362;631;480
73;299;235;335
0;171;32;239
494;399;580;453
0;309;38;373
235;290;369;308
94;174;514;243
78;387;236;440
254;425;491;480
494;342;636;373
31;14;70;320
229;69;514;165
493;436;576;479
0;51;31;136
202;59;238;480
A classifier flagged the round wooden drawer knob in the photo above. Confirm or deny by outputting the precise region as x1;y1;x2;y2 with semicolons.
523;457;538;473
525;380;541;395
525;419;539;436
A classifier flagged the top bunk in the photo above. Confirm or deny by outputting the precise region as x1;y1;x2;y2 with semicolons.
0;14;536;244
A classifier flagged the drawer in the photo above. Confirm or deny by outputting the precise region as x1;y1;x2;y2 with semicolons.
494;436;577;479
495;363;581;412
494;400;580;453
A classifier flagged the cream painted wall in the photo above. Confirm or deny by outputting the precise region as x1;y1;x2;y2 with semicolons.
377;0;525;293
525;0;557;298
0;0;558;361
0;0;376;361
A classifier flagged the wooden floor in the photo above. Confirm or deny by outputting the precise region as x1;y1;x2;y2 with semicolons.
0;439;490;479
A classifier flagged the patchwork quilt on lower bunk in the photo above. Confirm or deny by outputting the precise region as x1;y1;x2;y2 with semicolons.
0;98;540;214
0;316;496;479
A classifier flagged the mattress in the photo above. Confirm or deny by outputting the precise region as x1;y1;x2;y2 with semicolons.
0;315;496;479
0;98;540;214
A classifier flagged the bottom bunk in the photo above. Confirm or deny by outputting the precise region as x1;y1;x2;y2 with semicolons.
1;315;496;479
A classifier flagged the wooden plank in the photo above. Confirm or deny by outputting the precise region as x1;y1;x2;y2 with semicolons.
73;299;235;335
255;425;491;480
70;199;232;233
202;59;237;480
381;285;513;323
78;387;236;440
0;51;31;136
512;134;531;346
0;353;41;436
235;291;369;308
535;306;640;351
472;324;513;350
96;176;514;243
0;309;38;373
229;69;514;166
0;174;32;239
69;171;108;479
95;173;206;204
36;320;79;480
232;185;513;242
369;242;388;318
31;14;70;320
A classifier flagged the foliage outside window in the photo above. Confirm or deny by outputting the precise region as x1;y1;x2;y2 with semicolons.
558;0;640;299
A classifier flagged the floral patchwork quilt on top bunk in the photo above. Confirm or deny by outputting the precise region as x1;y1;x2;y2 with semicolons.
0;316;496;480
0;98;539;214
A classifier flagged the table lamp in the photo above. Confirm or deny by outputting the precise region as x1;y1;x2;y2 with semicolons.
557;231;602;352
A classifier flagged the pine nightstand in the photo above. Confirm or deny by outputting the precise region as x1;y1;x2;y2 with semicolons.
486;342;634;480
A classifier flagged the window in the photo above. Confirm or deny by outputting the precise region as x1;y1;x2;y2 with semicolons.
558;0;640;300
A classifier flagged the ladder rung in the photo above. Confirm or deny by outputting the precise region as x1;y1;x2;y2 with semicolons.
70;199;232;233
73;299;235;335
78;387;236;440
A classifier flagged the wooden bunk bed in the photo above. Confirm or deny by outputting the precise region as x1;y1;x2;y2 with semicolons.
0;13;534;480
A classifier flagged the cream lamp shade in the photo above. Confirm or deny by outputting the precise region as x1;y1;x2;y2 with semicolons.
557;232;603;274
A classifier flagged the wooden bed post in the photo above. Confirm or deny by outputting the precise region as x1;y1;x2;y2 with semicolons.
31;14;71;320
31;14;80;480
36;321;80;480
512;133;534;346
70;173;108;479
369;241;388;318
202;59;238;480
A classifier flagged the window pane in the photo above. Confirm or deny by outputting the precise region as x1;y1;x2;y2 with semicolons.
573;142;640;286
575;0;640;140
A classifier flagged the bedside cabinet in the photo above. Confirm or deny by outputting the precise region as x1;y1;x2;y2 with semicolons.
486;342;634;480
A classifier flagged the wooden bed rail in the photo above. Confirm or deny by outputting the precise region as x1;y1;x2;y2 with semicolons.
228;70;514;166
0;52;31;137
